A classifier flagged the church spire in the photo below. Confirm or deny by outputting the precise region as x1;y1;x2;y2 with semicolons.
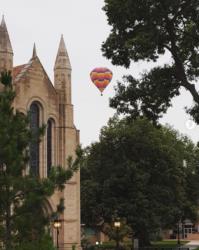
54;35;72;105
0;15;13;73
0;15;13;54
54;34;71;70
1;15;6;28
32;43;37;58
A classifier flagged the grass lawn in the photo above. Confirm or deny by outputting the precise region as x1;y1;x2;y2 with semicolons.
93;240;190;250
151;240;190;247
98;240;190;249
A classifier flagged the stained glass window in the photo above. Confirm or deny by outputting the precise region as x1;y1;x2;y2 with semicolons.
30;102;40;176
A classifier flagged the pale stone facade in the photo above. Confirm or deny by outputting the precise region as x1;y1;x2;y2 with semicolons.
0;16;81;249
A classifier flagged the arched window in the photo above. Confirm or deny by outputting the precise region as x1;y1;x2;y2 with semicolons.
30;102;40;176
47;119;53;176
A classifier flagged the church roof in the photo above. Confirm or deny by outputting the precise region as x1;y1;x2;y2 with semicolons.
13;58;35;83
13;57;57;94
13;64;27;80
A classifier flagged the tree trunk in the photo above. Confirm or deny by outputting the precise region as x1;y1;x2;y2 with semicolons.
5;187;12;250
135;230;151;247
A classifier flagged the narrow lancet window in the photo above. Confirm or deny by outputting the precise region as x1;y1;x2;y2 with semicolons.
47;119;53;176
30;102;40;176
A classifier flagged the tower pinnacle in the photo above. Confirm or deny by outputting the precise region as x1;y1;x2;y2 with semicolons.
54;35;72;105
32;43;37;58
1;15;6;28
54;35;71;70
0;15;13;54
0;15;13;72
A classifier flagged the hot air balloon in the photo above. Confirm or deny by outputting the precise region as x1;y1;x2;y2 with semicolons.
90;67;113;95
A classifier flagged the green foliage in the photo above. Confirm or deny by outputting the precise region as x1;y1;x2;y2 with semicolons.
110;67;180;123
81;117;199;246
72;244;77;250
81;237;92;250
102;0;199;124
102;219;132;243
14;234;56;250
0;71;80;249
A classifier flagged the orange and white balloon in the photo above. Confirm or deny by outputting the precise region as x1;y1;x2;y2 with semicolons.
90;67;113;95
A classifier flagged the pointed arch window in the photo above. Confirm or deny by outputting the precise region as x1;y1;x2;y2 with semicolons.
30;102;40;176
47;119;54;176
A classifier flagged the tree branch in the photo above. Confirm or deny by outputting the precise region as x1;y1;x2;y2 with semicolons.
164;17;199;104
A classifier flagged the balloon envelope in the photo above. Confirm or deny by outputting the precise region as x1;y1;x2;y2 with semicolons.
90;67;113;94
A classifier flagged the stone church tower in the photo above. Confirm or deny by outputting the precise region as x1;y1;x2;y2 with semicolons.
0;17;81;249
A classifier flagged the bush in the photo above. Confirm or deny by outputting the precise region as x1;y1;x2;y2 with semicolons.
15;234;56;250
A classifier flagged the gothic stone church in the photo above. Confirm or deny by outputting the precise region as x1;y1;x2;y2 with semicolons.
0;17;81;248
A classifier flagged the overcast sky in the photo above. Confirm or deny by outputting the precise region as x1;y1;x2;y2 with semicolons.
1;0;199;146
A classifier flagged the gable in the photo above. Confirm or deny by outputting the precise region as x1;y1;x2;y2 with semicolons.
14;57;56;94
13;56;59;113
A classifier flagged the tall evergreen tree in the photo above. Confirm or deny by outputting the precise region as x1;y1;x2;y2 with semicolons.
0;71;80;250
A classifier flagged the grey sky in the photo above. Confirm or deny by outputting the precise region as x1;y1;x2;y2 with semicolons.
1;0;199;146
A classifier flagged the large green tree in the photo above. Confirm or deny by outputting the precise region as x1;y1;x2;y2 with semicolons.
102;0;199;123
0;71;80;250
81;117;199;246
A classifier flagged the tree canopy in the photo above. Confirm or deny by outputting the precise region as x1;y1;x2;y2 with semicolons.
81;117;199;245
102;0;199;123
